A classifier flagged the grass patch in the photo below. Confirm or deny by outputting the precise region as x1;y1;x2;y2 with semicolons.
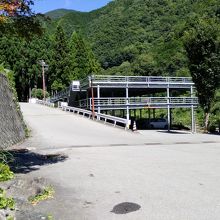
25;127;31;138
0;151;14;165
0;188;15;210
28;186;55;205
47;214;53;220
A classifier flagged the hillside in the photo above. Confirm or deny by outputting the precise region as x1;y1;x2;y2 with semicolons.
45;8;101;37
45;0;219;76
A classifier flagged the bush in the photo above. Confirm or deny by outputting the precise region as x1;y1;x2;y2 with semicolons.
208;125;216;133
31;88;49;99
0;188;15;210
0;163;14;182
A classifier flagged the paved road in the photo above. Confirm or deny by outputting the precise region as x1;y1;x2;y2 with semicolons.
19;103;220;220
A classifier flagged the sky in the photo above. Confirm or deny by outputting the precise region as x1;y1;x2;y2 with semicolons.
32;0;112;13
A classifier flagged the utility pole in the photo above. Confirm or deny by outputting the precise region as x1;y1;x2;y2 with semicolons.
39;60;48;101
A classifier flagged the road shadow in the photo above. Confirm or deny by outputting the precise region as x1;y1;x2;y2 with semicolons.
206;132;220;136
157;130;191;135
8;149;68;174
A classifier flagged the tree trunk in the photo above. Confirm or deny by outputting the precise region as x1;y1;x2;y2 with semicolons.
204;112;210;133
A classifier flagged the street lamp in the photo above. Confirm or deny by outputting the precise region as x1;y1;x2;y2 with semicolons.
39;60;48;101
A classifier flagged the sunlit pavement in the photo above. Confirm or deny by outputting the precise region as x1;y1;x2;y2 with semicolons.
18;103;220;220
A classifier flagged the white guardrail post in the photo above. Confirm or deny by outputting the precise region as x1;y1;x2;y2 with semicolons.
36;99;55;108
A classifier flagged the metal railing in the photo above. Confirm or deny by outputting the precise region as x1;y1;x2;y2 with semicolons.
79;97;198;108
48;75;195;102
62;105;130;129
36;100;130;129
36;100;55;107
89;75;193;85
49;87;70;103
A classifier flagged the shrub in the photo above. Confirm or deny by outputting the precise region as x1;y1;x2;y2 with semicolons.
31;88;49;99
0;163;14;182
28;186;54;205
0;188;15;210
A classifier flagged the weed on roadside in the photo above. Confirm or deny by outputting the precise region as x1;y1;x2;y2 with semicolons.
6;215;14;220
0;188;15;210
28;186;55;205
47;214;53;220
0;163;14;182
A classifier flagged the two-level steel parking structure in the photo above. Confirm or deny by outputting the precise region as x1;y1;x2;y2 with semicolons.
51;75;199;132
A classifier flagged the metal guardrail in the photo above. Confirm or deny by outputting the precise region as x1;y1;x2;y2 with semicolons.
36;100;130;129
62;105;130;129
36;100;55;108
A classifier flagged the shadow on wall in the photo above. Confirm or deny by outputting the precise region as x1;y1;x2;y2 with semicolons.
8;149;68;174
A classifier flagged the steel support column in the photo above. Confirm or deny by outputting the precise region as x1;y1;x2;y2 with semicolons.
191;86;195;133
167;87;171;131
97;85;100;119
126;85;130;129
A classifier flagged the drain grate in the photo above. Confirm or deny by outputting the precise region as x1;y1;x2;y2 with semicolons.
111;202;141;214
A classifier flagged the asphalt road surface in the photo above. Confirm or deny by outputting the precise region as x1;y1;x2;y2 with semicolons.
19;103;220;220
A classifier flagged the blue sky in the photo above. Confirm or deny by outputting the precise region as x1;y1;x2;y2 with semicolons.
32;0;112;13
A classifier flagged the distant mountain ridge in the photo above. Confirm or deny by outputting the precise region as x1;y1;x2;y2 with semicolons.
45;9;76;19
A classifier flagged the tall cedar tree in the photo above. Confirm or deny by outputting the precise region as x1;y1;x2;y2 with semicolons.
183;18;220;132
51;25;71;91
69;32;100;80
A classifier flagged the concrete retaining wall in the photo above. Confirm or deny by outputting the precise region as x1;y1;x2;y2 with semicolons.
0;73;25;149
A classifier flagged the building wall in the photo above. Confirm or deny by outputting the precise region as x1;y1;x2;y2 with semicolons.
0;73;25;149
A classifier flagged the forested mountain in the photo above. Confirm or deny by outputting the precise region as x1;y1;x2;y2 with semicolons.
46;0;219;76
45;8;100;37
0;0;219;96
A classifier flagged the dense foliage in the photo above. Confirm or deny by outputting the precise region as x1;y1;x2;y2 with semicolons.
0;0;44;38
0;25;100;100
46;0;220;77
183;17;220;131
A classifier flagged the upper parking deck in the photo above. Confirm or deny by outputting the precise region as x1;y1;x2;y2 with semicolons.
81;75;194;89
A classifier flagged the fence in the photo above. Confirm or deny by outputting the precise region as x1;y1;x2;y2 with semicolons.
36;100;130;129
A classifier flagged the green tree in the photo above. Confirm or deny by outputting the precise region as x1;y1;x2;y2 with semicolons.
210;90;220;132
0;34;52;101
183;18;220;132
69;32;100;80
31;88;49;99
50;25;70;91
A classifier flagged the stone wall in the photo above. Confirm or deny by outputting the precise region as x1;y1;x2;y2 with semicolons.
0;73;25;149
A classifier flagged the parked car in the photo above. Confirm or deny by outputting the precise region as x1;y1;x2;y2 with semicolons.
149;118;168;129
